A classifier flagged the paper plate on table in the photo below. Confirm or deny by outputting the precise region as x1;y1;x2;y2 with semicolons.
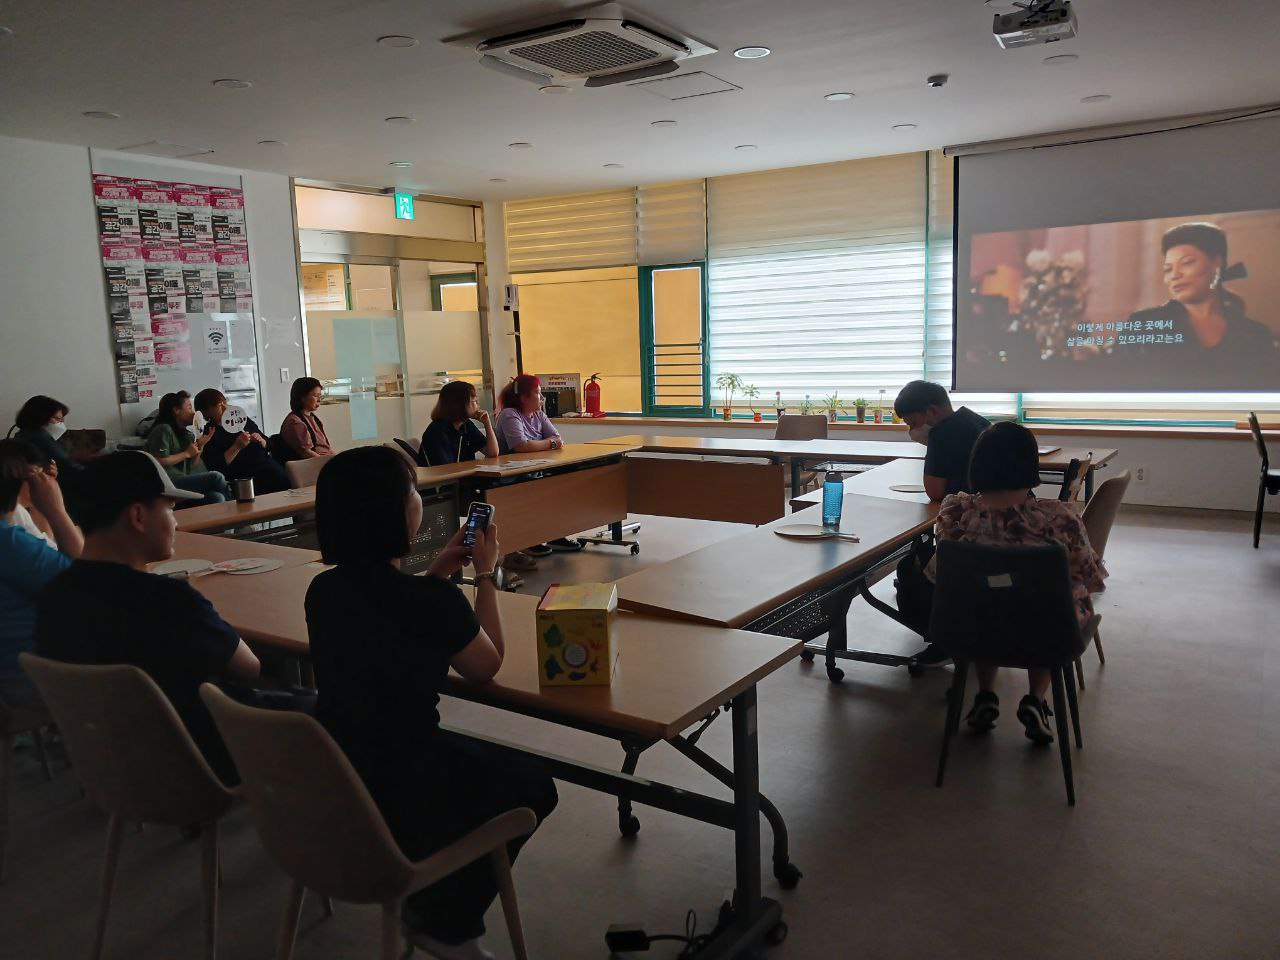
210;558;284;575
889;484;927;493
151;558;212;577
773;524;858;542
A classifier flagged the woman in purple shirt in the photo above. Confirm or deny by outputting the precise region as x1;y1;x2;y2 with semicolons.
494;375;581;554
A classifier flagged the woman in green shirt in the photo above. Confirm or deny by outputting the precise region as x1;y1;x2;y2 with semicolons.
144;391;232;507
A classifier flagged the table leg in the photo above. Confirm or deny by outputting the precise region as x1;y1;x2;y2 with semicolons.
790;459;802;501
1085;467;1095;501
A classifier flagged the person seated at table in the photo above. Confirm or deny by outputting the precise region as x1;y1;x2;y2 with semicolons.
420;380;499;467
494;374;580;555
0;439;82;711
9;395;89;518
926;422;1107;744
280;377;333;460
34;451;261;784
892;380;993;667
306;446;556;960
145;391;233;507
193;388;289;494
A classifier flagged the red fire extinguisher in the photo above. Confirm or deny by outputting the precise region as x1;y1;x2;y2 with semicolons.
584;373;603;418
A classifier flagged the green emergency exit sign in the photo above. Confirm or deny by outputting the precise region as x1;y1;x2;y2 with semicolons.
394;191;415;220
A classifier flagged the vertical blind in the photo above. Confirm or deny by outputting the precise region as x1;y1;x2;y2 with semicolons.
707;154;927;406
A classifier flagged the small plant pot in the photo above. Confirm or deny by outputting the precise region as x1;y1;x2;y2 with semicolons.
856;408;866;423
827;411;838;423
874;409;884;424
753;411;762;422
722;407;733;420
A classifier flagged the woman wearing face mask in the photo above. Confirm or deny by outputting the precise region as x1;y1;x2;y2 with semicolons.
145;390;233;506
1126;222;1279;385
9;395;90;519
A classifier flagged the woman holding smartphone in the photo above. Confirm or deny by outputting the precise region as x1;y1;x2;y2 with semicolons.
306;446;556;959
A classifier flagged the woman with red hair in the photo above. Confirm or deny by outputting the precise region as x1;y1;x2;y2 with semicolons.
494;375;582;554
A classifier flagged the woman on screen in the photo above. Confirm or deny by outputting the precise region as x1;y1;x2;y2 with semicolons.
1127;222;1278;383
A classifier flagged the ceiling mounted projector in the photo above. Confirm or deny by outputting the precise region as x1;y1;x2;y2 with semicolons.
445;3;716;88
993;0;1078;49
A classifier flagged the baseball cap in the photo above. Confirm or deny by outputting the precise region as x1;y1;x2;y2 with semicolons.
83;450;204;513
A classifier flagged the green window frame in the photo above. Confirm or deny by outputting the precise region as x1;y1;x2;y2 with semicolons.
640;263;710;417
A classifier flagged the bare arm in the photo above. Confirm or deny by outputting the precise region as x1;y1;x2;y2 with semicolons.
477;411;500;459
223;640;261;681
26;470;83;557
446;523;504;681
510;437;557;453
924;475;949;502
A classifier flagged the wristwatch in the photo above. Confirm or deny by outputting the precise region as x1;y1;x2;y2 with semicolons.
474;568;505;589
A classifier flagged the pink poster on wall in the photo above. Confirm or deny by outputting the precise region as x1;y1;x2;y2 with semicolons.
155;340;192;370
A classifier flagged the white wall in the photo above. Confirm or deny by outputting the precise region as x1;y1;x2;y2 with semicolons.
551;418;1277;515
483;201;517;386
0;136;122;433
0;134;306;436
295;187;475;241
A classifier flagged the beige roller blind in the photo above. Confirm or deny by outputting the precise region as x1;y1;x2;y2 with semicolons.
504;189;637;272
638;179;706;265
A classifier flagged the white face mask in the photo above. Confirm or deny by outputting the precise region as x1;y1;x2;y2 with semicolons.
908;424;931;445
45;421;67;441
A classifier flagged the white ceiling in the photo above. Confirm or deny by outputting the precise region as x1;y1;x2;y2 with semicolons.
1;0;1278;201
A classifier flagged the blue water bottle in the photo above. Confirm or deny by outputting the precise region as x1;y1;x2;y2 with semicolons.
822;469;844;530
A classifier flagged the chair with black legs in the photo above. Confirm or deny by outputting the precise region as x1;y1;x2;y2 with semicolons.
1247;413;1280;548
929;540;1097;806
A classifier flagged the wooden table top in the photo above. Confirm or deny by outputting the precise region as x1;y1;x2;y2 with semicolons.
178;551;798;742
471;442;640;480
617;494;937;628
791;459;932;509
167;531;323;567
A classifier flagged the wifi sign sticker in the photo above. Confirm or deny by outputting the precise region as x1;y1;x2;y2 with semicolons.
205;320;230;359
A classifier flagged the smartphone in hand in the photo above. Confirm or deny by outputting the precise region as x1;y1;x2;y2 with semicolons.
462;502;495;551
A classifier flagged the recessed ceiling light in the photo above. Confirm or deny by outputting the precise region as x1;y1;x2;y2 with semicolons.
824;92;855;101
733;46;771;59
735;144;758;151
82;110;120;120
650;119;678;128
388;161;413;168
1043;54;1079;65
892;123;918;131
489;178;509;183
257;139;286;146
603;163;624;168
376;35;419;48
384;116;415;125
212;78;252;90
1081;94;1112;103
508;142;533;149
539;85;570;95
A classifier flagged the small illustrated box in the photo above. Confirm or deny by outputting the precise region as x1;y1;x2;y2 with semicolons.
536;582;619;686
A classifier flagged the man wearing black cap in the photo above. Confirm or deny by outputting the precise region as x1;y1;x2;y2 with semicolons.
34;451;260;784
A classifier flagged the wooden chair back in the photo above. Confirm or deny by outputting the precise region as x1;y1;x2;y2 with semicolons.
1080;469;1131;559
928;541;1088;669
393;437;425;466
200;685;415;904
774;414;828;441
19;655;232;825
285;454;332;489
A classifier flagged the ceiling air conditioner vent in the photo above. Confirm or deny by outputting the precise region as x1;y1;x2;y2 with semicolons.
450;4;715;88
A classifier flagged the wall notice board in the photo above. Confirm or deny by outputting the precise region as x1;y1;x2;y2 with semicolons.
92;158;261;424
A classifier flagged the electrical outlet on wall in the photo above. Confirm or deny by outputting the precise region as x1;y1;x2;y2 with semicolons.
279;367;290;383
1135;466;1148;483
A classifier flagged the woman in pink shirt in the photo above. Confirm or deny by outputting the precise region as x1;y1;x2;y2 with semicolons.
280;377;333;460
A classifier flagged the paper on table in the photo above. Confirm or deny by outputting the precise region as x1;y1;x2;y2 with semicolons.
473;459;554;474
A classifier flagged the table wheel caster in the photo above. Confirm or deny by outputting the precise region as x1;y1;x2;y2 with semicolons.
907;661;926;678
800;651;815;663
630;544;640;556
773;860;802;889
618;813;641;838
826;665;844;683
766;920;789;946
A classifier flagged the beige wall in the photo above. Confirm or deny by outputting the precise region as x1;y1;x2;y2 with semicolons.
515;266;642;412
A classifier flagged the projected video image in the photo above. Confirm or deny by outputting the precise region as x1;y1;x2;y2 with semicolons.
959;208;1280;390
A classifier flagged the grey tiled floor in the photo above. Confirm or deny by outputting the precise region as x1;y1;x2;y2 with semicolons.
3;508;1278;959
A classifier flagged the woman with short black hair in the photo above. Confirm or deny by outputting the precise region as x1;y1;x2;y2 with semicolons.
926;421;1107;745
306;446;556;958
193;388;289;494
420;380;498;467
9;395;86;496
280;376;333;459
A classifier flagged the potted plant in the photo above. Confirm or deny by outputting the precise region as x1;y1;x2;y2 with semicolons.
743;383;762;422
715;372;743;420
822;391;846;424
854;397;869;423
798;394;815;416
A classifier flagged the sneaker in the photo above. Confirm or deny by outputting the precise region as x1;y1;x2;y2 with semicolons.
402;929;495;960
503;551;538;571
1016;695;1055;745
548;537;585;552
910;643;952;668
524;543;554;558
965;690;1000;732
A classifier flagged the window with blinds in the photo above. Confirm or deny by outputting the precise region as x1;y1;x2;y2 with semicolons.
638;180;706;265
504;189;638;273
707;154;930;409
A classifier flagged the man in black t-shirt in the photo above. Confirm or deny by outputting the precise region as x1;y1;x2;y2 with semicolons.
34;451;261;784
894;380;991;501
893;381;993;667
